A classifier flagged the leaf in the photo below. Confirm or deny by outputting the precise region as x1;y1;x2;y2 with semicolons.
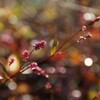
0;62;9;77
50;34;58;55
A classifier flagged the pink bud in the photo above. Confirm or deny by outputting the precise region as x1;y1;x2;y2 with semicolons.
34;68;42;75
96;92;100;98
82;25;87;31
84;32;92;38
77;36;84;43
33;40;46;50
22;50;30;61
34;66;45;75
7;77;10;80
35;66;42;72
80;36;84;39
9;58;15;66
45;82;52;89
44;74;49;78
29;62;38;70
39;40;46;48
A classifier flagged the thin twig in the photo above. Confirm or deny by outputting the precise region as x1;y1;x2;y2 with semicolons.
0;62;10;77
61;42;76;52
0;18;98;86
0;66;30;86
38;20;97;64
20;48;34;69
38;30;81;64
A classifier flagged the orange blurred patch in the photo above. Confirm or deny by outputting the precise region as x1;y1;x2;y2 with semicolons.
71;54;81;65
83;70;96;83
91;28;100;40
51;51;68;61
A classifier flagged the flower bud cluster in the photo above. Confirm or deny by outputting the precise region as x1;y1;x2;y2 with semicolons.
33;40;46;50
22;50;30;62
29;62;49;78
82;25;87;31
9;58;15;66
77;32;92;43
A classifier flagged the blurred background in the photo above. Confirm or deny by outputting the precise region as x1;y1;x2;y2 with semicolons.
0;0;100;100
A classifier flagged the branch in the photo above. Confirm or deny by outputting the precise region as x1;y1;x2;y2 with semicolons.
0;17;100;87
38;17;100;64
0;62;10;77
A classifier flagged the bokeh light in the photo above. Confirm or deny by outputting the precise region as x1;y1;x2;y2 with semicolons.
6;54;20;75
17;83;30;94
83;12;95;21
84;57;93;67
22;68;32;74
7;81;17;91
0;75;3;80
46;67;56;74
0;0;100;100
20;94;33;100
71;89;81;98
8;15;18;25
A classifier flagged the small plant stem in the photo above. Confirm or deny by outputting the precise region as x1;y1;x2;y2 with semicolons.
61;42;76;51
0;62;10;78
0;48;35;86
55;29;81;53
0;19;98;86
20;48;34;69
0;66;30;86
39;20;96;64
29;48;35;56
38;30;81;64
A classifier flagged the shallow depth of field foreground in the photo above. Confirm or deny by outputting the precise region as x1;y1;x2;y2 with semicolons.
0;0;100;100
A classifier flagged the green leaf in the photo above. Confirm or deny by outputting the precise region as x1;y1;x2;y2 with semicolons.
50;34;58;55
0;63;9;77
